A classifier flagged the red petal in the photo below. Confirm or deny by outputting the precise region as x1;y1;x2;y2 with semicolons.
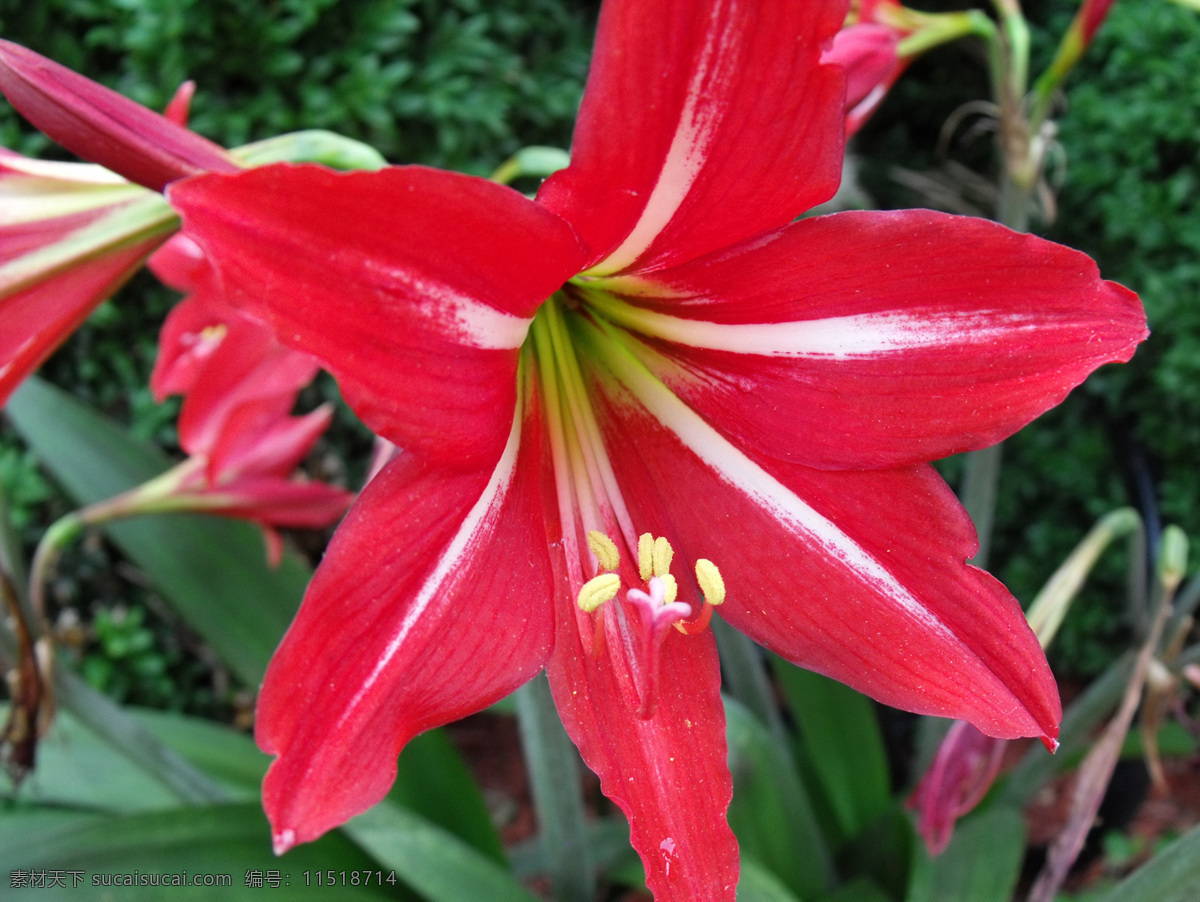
823;24;899;111
176;321;317;460
0;40;237;190
170;164;586;465
581;338;1060;742
163;80;196;127
598;210;1146;469
546;573;738;901
147;232;207;294
0;233;162;406
149;290;229;401
209;402;333;482
537;0;846;274
256;403;554;850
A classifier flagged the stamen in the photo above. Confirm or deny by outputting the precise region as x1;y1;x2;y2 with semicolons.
676;559;726;636
586;530;620;572
637;533;655;581
651;536;673;577
577;573;620;613
694;559;725;605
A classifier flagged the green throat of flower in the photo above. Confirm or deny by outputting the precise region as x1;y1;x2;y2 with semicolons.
527;293;725;720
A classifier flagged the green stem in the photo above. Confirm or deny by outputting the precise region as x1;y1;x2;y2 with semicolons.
490;146;570;186
28;513;84;631
514;674;594;902
959;0;1040;566
231;130;388;170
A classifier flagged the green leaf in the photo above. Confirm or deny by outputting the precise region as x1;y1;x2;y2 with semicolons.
737;855;806;902
820;876;895;902
514;673;592;900
136;708;268;796
7;377;313;685
1094;821;1200;902
391;729;506;865
906;805;1026;902
0;804;393;901
3;704;182;813
47;669;233;806
343;801;542;902
772;658;892;842
726;696;835;899
836;804;915;901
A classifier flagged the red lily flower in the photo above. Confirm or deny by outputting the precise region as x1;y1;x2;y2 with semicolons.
0;40;237;192
18;0;1139;896
143;234;352;562
162;1;1144;895
827;0;989;136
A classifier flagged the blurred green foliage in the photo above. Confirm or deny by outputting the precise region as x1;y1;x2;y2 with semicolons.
0;0;594;172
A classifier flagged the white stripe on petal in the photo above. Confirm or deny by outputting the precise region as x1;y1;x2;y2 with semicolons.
596;332;957;641
0;181;144;226
591;0;738;275
602;304;1045;359
0;154;128;184
341;400;523;720
358;259;533;350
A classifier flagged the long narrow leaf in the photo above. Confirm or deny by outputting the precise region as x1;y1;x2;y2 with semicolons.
737;856;805;902
772;657;892;842
0;804;392;901
906;806;1026;902
726;695;835;899
344;801;542;902
391;728;507;864
1094;821;1200;902
515;673;593;900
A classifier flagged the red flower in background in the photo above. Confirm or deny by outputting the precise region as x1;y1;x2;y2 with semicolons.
145;235;353;562
825;1;913;135
0;148;173;406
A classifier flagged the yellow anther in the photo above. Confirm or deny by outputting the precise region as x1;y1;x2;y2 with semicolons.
198;324;227;343
694;559;725;606
577;573;620;613
586;530;620;572
652;536;674;578
660;573;679;605
638;533;655;581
